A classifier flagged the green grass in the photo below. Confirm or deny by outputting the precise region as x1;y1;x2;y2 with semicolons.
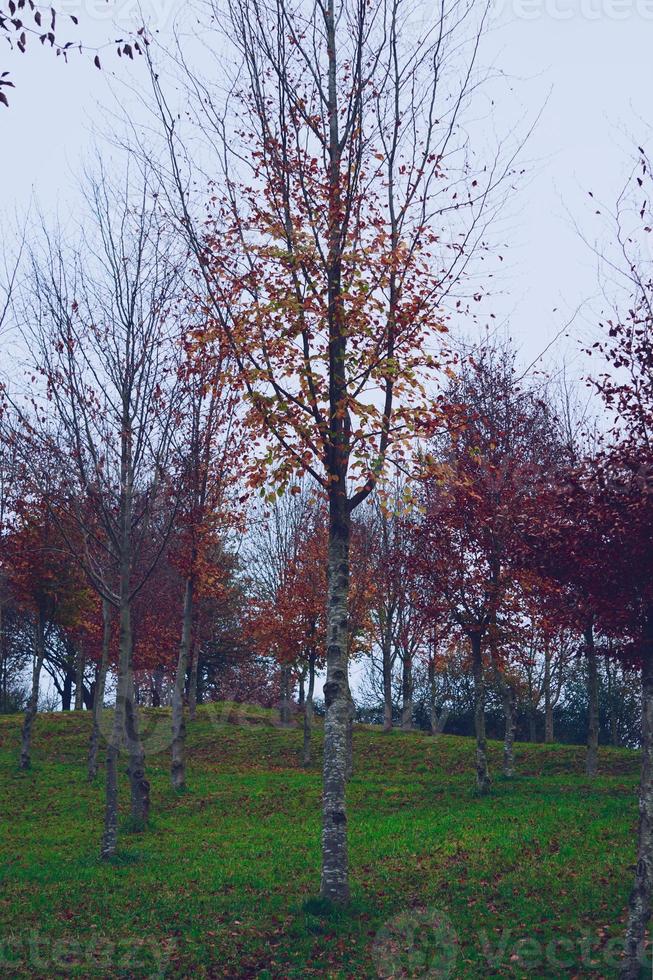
0;706;647;978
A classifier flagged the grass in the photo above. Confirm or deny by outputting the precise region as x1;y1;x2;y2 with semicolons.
0;705;647;978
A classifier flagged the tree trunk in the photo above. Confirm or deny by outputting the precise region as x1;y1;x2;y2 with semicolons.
320;499;351;904
61;672;73;712
382;635;393;733
188;643;199;720
125;664;149;825
544;644;554;743
88;598;111;781
607;657;619;747
471;632;491;795
501;678;516;778
151;665;164;708
302;649;316;767
74;643;85;711
621;648;653;979
428;656;437;736
20;606;47;770
298;670;305;708
101;591;129;859
279;663;292;726
171;576;193;791
400;650;413;732
528;704;537;743
586;622;599;778
100;552;148;856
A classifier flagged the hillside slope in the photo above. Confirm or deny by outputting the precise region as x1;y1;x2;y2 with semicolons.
0;706;645;978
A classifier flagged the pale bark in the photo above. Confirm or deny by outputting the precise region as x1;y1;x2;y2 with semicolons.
88;598;111;781
501;679;516;778
471;632;491;795
585;622;599;778
20;605;46;770
171;576;193;791
621;650;653;979
100;589;131;859
302;648;316;767
320;502;351;904
101;425;149;854
125;664;149;824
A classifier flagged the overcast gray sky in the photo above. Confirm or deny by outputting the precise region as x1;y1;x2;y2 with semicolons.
2;0;652;368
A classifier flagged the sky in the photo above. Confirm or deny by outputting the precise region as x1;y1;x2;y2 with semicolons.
2;0;652;372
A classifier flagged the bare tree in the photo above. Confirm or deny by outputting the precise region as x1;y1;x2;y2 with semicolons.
18;165;185;856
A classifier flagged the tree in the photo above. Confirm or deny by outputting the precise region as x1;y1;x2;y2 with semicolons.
147;0;508;901
530;147;653;978
19;166;185;857
411;345;561;793
246;490;328;761
2;480;92;768
169;346;242;791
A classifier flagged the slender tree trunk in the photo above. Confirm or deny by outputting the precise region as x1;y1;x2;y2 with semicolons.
61;672;73;712
471;632;491;795
382;635;393;733
427;656;450;737
586;622;599;778
100;674;124;859
400;650;413;732
279;663;293;726
428;656;437;736
529;704;537;743
74;643;85;711
20;607;47;770
544;644;554;743
101;587;130;858
188;643;199;720
171;576;193;791
607;657;619;747
125;663;149;825
151;666;164;708
303;649;316;767
320;498;351;903
621;645;653;979
101;508;148;855
298;670;306;708
88;598;111;781
501;678;516;778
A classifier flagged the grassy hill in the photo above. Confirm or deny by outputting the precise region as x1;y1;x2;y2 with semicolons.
0;706;646;978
